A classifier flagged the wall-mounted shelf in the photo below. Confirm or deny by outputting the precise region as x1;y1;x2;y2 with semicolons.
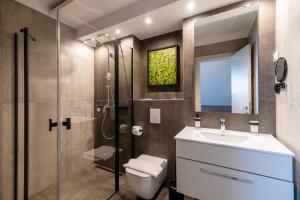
134;98;184;102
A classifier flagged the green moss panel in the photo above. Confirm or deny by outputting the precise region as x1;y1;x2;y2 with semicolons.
148;46;177;86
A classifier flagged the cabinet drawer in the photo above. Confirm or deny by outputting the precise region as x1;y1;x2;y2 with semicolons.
176;157;293;200
176;140;293;181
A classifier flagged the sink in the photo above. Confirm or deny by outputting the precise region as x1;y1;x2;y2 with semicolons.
175;127;293;156
200;130;250;144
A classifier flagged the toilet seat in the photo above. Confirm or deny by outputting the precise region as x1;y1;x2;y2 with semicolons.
126;168;151;178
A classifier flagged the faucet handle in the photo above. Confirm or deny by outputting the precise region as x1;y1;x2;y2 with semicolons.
220;118;225;123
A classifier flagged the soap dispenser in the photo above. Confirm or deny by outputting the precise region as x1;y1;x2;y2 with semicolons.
194;113;201;129
249;120;259;134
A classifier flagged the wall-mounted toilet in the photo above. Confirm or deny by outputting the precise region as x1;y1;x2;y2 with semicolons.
124;154;168;199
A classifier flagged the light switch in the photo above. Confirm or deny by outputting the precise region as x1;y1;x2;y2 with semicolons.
150;108;160;124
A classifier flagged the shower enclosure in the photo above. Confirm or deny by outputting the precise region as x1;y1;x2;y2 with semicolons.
0;0;134;199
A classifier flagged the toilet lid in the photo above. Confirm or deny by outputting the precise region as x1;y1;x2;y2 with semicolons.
138;154;166;167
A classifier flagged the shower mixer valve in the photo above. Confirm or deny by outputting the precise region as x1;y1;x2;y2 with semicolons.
102;104;114;113
103;105;109;113
106;72;112;80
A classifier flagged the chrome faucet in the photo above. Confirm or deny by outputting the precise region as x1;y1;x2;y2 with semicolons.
220;118;226;135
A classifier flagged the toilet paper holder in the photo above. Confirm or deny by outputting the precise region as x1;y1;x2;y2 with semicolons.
132;126;143;136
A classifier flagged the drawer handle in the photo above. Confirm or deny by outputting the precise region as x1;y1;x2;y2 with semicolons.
200;167;253;184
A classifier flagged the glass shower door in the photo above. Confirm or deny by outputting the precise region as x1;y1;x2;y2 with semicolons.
57;7;118;200
25;17;58;200
56;2;134;199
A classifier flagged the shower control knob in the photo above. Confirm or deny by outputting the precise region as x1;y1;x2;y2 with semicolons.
106;72;112;80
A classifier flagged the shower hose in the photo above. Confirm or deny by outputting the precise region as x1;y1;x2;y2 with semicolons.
101;40;127;140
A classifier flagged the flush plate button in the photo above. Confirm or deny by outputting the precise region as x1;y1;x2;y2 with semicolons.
150;108;161;124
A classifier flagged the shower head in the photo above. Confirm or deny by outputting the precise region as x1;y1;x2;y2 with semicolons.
83;37;113;58
83;38;98;48
83;35;111;50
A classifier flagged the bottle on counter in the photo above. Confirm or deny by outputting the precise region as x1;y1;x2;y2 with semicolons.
194;113;201;129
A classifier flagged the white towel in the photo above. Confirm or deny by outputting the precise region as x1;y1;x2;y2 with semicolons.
123;159;163;178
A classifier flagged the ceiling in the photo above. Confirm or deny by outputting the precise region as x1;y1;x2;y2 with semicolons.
16;0;245;42
194;5;258;46
58;0;141;28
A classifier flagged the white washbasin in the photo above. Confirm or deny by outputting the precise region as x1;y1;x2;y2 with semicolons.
198;129;250;145
176;127;294;156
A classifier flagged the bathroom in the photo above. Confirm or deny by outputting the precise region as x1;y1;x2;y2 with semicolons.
0;0;299;199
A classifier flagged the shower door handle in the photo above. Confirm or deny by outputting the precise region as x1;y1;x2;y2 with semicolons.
62;117;71;130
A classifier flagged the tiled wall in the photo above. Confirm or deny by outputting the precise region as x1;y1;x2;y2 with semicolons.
0;0;95;199
276;0;300;199
133;30;193;181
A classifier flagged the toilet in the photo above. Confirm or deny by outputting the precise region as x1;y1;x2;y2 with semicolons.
124;154;168;199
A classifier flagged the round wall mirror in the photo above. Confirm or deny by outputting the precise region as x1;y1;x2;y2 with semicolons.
275;57;287;82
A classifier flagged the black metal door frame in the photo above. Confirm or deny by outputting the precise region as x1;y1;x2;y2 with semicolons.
14;32;19;200
20;27;30;200
114;41;120;192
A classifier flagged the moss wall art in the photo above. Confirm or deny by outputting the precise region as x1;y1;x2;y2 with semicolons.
148;46;179;86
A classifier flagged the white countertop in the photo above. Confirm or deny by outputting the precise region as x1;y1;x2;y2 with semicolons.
175;127;294;157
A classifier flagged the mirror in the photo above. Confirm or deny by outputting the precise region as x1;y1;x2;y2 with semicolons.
194;5;259;114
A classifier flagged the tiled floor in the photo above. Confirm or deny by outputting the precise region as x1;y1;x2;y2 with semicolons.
29;166;171;200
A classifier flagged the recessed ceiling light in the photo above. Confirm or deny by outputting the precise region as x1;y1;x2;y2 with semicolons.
84;41;87;44
91;38;95;41
115;29;120;34
145;17;152;25
187;2;195;11
112;37;116;40
105;33;109;37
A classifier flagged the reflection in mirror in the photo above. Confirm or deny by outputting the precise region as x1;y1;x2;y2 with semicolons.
194;5;259;114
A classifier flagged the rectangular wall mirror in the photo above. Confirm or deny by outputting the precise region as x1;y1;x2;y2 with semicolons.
194;5;259;114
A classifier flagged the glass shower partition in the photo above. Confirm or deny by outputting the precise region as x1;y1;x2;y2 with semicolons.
25;19;59;200
57;9;118;199
57;4;133;199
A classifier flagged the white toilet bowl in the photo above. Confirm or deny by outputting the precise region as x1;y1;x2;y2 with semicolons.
125;155;168;199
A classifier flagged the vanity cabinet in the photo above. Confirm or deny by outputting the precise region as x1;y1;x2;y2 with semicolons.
175;127;294;200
